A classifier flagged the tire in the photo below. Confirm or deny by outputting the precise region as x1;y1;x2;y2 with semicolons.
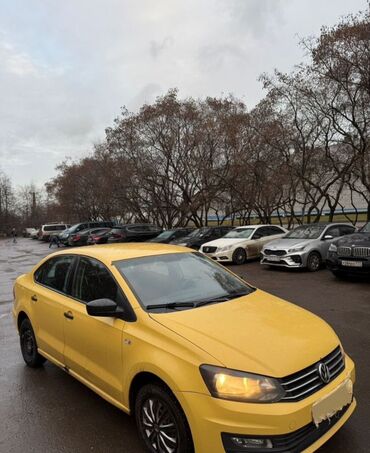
135;383;194;453
19;318;46;368
306;252;321;272
232;248;247;265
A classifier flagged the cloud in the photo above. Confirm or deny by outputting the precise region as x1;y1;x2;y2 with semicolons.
0;0;367;187
150;36;174;59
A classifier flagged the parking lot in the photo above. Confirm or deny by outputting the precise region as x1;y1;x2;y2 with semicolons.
0;238;369;453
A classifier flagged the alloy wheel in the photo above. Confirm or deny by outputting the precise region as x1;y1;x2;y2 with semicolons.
141;397;178;453
21;329;35;360
308;253;321;271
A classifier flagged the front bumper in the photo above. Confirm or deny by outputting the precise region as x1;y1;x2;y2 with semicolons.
327;255;370;275
261;251;307;268
202;249;234;262
178;356;355;453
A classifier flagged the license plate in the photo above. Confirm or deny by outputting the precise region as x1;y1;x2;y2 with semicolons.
341;260;363;268
267;255;280;262
312;379;353;427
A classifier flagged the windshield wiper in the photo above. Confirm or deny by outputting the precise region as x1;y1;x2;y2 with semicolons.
147;290;254;311
146;301;196;310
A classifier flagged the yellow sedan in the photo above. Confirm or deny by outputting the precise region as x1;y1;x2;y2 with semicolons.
13;244;355;453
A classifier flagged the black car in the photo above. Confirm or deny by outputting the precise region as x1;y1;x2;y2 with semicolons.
148;227;194;244
68;228;111;246
327;222;370;277
170;226;232;250
59;221;115;245
102;224;162;243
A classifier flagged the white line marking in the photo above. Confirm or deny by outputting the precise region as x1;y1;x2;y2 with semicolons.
0;314;8;319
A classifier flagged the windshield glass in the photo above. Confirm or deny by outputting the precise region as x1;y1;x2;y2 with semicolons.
285;224;326;240
224;228;255;239
360;223;370;233
187;228;210;238
115;252;253;310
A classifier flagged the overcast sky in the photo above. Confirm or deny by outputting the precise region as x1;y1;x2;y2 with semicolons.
0;0;367;187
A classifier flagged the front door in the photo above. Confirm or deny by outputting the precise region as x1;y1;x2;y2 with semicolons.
63;256;125;402
32;255;75;365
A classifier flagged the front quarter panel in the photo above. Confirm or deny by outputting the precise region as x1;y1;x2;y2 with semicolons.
121;312;222;411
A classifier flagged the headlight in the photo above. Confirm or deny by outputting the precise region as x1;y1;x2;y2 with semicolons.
329;243;337;252
288;245;306;253
219;245;232;252
200;365;285;403
177;243;187;246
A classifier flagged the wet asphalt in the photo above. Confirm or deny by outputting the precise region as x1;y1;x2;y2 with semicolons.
0;238;369;453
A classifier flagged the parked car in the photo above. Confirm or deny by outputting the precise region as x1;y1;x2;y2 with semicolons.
200;225;287;264
170;226;232;250
23;227;38;238
87;228;113;245
261;223;356;272
104;224;162;243
59;221;115;245
327;222;370;278
38;223;70;242
30;229;39;239
13;244;356;453
148;227;194;244
68;228;112;247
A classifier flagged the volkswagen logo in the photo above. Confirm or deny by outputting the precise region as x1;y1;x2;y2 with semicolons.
317;363;331;384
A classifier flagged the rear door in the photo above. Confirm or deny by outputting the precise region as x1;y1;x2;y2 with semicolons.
32;255;75;365
63;256;126;401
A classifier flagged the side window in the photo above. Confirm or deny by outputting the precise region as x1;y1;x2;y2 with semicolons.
213;228;222;237
325;226;341;238
35;256;74;294
339;226;355;236
253;228;267;239
73;257;120;303
268;226;285;235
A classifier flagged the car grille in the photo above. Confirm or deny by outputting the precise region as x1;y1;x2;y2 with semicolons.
280;346;345;402
264;249;287;256
203;246;217;253
338;246;370;257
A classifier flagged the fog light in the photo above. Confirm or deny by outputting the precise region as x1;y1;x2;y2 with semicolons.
222;433;273;453
231;436;272;449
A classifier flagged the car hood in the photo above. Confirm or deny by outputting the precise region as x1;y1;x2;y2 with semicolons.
336;232;370;247
201;238;249;248
150;290;339;377
264;238;313;250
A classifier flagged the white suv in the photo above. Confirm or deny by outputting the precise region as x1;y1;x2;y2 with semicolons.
38;223;70;242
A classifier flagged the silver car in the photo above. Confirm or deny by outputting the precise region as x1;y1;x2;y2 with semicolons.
261;223;356;271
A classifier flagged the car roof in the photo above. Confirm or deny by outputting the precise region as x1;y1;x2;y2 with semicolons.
235;224;280;229
47;243;189;264
297;222;354;227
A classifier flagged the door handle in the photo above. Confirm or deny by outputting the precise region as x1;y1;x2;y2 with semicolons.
31;295;38;302
64;311;74;320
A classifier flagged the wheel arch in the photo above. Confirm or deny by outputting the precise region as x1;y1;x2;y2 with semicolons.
17;310;30;332
128;371;178;416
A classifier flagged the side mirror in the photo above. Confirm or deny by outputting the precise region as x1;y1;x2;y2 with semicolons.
86;298;124;318
323;234;334;240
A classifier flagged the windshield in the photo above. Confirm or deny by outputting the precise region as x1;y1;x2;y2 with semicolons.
285;224;326;240
360;223;370;233
115;252;253;310
224;228;255;239
187;228;210;238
